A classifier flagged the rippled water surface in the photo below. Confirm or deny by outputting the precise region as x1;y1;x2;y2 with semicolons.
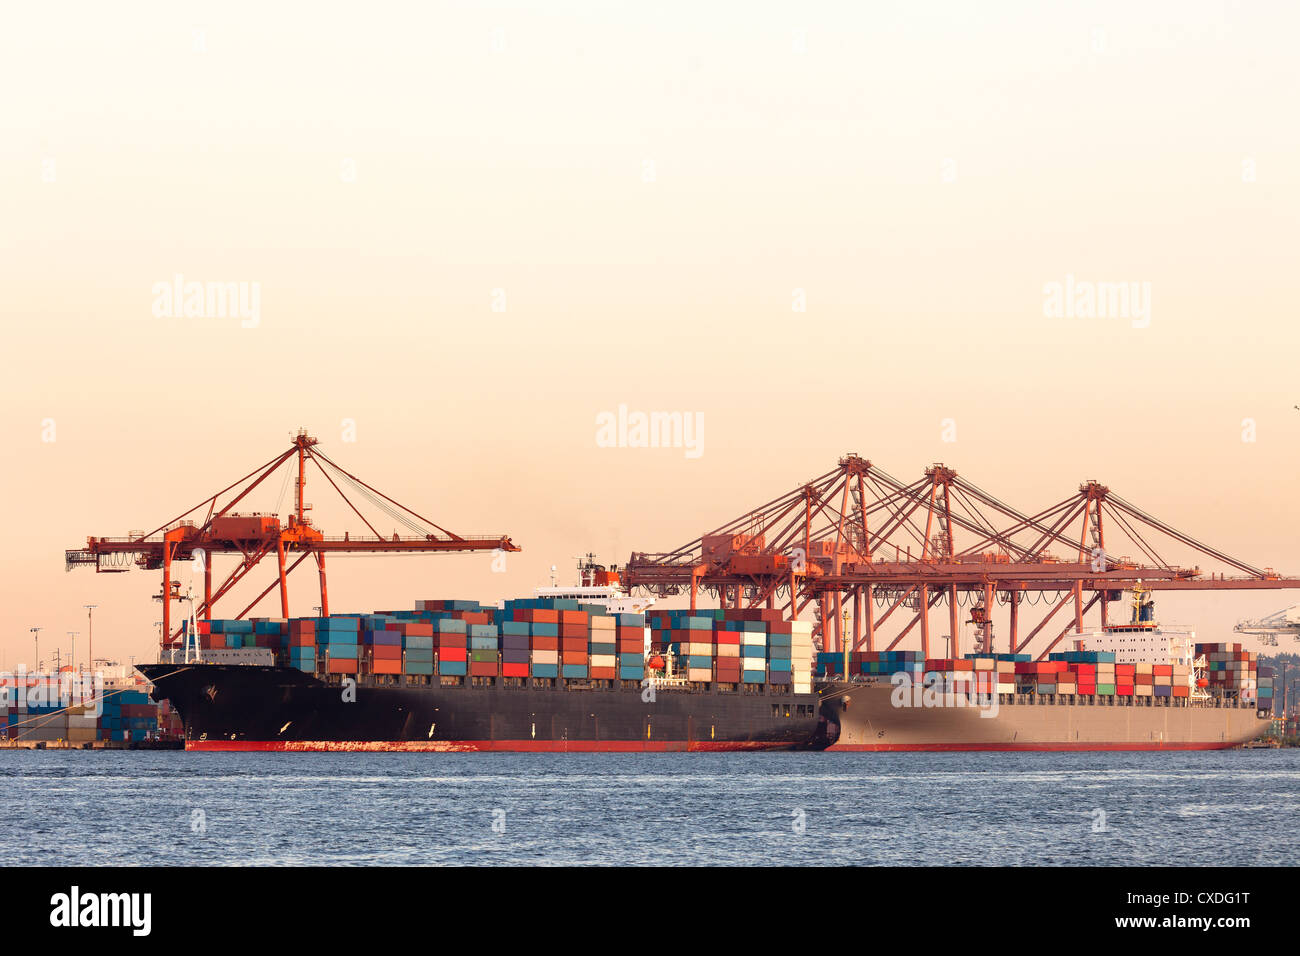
2;750;1297;865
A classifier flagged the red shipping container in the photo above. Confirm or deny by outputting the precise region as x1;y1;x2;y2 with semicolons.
559;610;587;625
589;667;617;679
198;621;212;635
1172;685;1190;697
290;633;316;647
1078;684;1096;695
437;634;468;648
398;621;433;637
372;645;402;661
531;635;559;651
327;659;358;674
530;609;560;624
373;659;401;675
502;663;529;677
469;662;498;676
616;639;642;653
439;647;468;662
561;653;589;663
561;638;588;653
1116;684;1134;695
714;631;740;645
559;622;589;639
615;626;642;640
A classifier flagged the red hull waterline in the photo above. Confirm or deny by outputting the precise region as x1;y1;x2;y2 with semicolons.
825;741;1242;752
185;739;796;753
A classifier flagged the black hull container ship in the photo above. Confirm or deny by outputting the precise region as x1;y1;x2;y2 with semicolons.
139;577;828;752
137;662;828;752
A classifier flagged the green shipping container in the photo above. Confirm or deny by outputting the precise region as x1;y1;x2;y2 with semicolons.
470;649;497;663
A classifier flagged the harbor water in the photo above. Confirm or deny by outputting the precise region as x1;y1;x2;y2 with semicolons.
2;750;1297;866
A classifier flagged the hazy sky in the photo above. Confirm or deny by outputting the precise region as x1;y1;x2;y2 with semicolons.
3;1;1298;668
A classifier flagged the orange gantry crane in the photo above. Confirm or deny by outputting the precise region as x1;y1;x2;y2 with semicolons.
66;431;517;652
624;455;1300;660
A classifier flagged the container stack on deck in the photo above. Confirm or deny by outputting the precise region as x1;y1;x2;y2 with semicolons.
649;608;812;691
1196;643;1258;701
1258;666;1274;713
196;599;820;691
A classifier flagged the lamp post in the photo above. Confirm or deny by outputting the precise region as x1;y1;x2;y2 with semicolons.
29;627;42;673
84;604;98;674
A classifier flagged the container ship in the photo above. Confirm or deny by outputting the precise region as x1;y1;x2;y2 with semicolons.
140;564;828;752
139;567;1266;752
816;587;1268;751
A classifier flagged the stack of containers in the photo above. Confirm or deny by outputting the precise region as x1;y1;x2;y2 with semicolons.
1134;662;1154;698
253;618;288;654
790;620;814;694
742;625;768;684
395;619;435;678
1115;663;1136;697
221;619;254;648
362;617;403;676
522;608;559;678
287;618;316;673
923;658;975;693
713;620;743;684
1258;666;1275;712
469;623;500;678
500;619;531;678
1015;659;1067;694
436;617;468;676
1197;643;1259;700
317;616;360;674
559;610;589;679
766;621;793;688
616;613;645;681
588;611;617;679
99;689;158;742
678;613;716;682
962;656;1015;696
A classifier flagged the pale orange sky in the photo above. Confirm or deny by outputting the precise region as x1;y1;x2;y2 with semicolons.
2;2;1299;668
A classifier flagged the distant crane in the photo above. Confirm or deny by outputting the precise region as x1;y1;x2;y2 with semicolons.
1234;605;1300;645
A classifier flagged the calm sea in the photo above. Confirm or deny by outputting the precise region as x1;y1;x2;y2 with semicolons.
2;750;1296;865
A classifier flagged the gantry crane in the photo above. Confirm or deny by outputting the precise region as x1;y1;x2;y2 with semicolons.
1234;605;1300;645
66;430;518;653
625;454;1300;660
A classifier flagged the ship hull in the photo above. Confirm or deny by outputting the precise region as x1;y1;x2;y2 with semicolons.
137;664;827;752
817;681;1268;751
